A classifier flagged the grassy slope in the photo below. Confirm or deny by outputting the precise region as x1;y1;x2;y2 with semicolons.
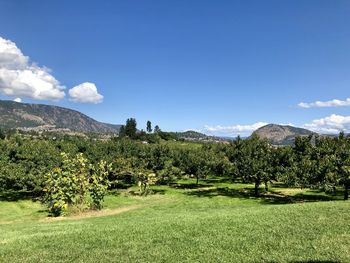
1;181;350;263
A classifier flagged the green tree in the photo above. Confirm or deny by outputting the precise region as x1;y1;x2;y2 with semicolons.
89;160;112;209
335;133;350;200
146;120;152;133
235;134;272;196
44;152;111;216
0;128;5;140
154;125;161;134
119;125;126;137
125;118;137;138
44;153;89;216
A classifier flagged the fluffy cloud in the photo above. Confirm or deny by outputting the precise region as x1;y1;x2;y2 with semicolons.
0;36;65;101
68;82;103;104
203;122;268;136
303;114;350;134
13;97;22;103
298;98;350;108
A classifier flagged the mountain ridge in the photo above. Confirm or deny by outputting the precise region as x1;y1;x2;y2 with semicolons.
0;100;121;133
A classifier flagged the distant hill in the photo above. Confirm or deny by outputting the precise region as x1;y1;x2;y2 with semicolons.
0;100;121;133
253;124;316;145
176;130;209;140
176;130;231;142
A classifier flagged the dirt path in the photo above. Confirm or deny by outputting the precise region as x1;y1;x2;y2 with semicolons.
41;204;144;222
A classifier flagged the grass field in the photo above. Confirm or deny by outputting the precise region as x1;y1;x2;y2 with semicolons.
1;179;349;263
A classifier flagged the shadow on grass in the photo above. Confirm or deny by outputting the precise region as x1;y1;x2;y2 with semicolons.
151;189;166;195
127;189;166;196
170;183;213;189
202;177;232;184
0;190;35;201
184;186;341;205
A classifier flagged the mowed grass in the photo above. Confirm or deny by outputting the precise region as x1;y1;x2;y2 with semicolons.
1;180;350;263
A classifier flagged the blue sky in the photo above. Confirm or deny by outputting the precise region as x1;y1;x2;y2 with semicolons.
1;0;350;136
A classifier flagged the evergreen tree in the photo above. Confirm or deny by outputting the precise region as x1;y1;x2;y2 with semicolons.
154;125;161;134
146;121;152;133
125;118;137;138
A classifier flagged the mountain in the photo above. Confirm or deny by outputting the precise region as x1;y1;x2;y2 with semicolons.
0;100;121;133
253;124;316;145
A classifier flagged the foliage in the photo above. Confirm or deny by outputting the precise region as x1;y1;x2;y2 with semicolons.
2;126;350;202
44;152;110;216
136;172;157;195
146;120;152;133
124;118;137;138
44;153;89;216
89;160;112;209
154;125;161;133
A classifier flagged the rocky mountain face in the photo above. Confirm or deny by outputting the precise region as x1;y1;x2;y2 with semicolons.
253;124;315;145
0;100;121;133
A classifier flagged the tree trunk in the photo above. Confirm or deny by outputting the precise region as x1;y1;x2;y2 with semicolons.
344;181;349;200
264;181;269;192
254;180;260;197
196;175;199;186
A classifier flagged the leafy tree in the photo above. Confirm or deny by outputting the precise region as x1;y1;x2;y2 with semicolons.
44;153;89;216
180;149;210;185
125;118;137;138
146;121;152;133
44;152;111;216
154;125;161;134
118;125;126;137
89;160;112;209
136;172;157;195
234;134;272;196
335;134;350;200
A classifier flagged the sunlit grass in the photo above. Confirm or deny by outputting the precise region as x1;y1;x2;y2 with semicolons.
1;180;349;262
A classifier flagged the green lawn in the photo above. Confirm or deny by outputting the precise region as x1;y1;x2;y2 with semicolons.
1;180;349;263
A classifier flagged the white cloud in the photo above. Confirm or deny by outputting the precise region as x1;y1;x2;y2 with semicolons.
203;122;268;136
68;82;103;104
13;97;22;103
0;36;65;101
303;114;350;134
298;98;350;108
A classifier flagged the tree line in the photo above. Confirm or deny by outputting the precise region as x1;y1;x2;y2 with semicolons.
1;125;350;215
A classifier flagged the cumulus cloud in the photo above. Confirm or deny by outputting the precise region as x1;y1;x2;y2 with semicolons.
298;98;350;108
0;36;65;101
68;82;103;104
203;122;268;136
303;114;350;134
13;97;22;103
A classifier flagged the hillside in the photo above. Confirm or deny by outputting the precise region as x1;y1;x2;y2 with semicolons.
176;130;209;140
253;124;315;145
0;100;121;133
176;130;230;142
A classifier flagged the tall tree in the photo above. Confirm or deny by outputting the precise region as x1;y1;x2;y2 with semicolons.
146;121;152;133
125;118;137;138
